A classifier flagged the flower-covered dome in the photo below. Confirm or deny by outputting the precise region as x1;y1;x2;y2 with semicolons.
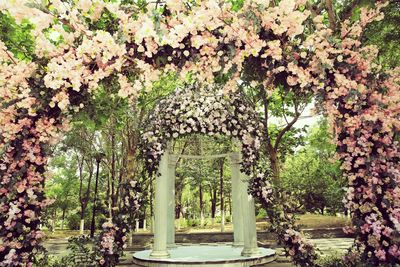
140;84;272;201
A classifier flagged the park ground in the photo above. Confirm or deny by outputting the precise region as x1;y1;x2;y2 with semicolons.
43;214;353;266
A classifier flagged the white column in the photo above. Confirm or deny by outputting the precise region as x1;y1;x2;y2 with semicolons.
128;231;133;246
135;219;139;232
150;216;154;233
240;172;260;257
150;152;170;258
167;155;177;248
230;153;244;247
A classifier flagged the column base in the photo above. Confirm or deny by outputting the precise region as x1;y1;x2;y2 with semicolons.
232;242;244;247
150;250;170;259
167;243;178;248
241;247;261;257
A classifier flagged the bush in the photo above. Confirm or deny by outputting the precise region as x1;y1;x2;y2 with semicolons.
67;214;81;230
186;219;200;227
316;254;347;267
214;215;231;224
256;208;267;220
67;213;93;230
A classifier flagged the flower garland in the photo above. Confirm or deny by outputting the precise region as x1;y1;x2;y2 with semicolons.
326;56;400;265
97;222;122;266
96;180;142;266
321;7;400;265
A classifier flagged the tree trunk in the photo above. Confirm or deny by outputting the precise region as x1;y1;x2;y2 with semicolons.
227;190;232;220
210;187;217;226
78;156;85;234
268;148;280;185
108;174;113;221
219;159;225;232
90;157;101;238
175;175;184;219
52;208;57;231
176;182;183;230
78;156;93;234
110;132;116;218
80;218;85;234
199;182;204;227
61;208;66;230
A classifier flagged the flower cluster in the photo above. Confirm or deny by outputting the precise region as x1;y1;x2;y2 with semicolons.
97;222;123;267
283;229;319;266
96;180;142;266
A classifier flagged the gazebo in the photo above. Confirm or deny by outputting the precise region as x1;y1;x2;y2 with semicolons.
133;86;276;266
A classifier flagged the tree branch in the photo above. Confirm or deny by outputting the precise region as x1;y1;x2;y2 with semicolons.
261;88;270;143
325;0;337;31
273;101;301;150
306;1;325;18
2;48;17;64
279;91;290;125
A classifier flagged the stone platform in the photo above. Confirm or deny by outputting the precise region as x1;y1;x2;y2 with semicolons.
132;245;276;267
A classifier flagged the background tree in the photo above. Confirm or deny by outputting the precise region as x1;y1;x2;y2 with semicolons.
60;123;97;234
46;155;79;230
282;119;345;214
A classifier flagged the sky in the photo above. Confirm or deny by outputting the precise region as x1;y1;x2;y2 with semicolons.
269;101;322;131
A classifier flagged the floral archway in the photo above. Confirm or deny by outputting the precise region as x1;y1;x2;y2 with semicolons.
0;0;399;266
140;85;271;200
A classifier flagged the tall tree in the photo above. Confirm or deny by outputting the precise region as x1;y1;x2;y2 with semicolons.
281;119;345;214
218;158;225;232
46;155;79;230
61;122;97;234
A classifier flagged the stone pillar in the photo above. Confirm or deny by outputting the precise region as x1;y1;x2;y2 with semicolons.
240;172;260;256
150;216;154;233
167;154;177;248
230;153;244;247
128;231;133;246
150;152;170;258
135;219;139;232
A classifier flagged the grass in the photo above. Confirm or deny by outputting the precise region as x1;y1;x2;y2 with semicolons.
177;213;350;233
296;214;350;229
43;229;90;240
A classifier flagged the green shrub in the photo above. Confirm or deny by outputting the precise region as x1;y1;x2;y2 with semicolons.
316;254;347;267
187;219;200;227
67;213;93;230
256;208;267;219
67;214;81;230
215;215;231;224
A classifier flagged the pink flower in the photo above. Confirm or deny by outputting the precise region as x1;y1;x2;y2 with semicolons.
388;245;400;258
375;249;386;261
